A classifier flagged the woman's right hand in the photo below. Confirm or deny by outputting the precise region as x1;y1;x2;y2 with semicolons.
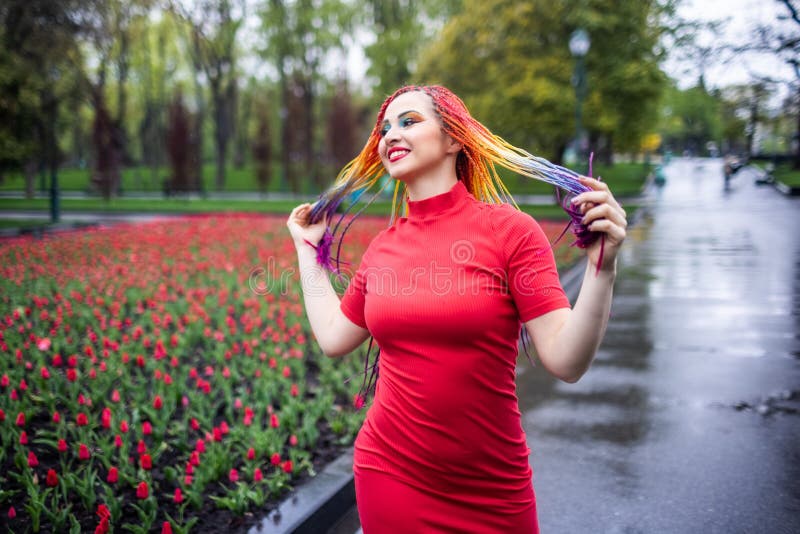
287;203;328;248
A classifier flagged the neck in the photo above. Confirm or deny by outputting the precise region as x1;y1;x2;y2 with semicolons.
405;172;459;201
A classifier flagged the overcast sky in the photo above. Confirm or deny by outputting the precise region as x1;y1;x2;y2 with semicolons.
665;0;795;90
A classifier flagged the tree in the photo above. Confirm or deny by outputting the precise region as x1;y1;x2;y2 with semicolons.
252;97;273;194
0;0;89;218
659;81;723;156
360;0;460;105
172;0;244;191
166;91;193;193
417;0;672;165
749;0;800;167
259;0;353;193
326;80;359;172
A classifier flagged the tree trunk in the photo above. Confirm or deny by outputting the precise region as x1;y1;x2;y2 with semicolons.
303;77;318;193
116;23;130;164
192;35;206;194
24;160;36;199
212;80;228;191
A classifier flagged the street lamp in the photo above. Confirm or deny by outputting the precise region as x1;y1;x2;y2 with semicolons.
569;28;590;172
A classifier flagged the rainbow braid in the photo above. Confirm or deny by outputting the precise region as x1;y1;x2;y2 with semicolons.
309;85;599;275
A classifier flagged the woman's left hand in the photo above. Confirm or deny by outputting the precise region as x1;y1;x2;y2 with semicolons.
571;176;627;272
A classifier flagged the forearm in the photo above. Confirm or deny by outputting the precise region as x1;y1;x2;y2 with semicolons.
546;261;616;382
294;243;343;353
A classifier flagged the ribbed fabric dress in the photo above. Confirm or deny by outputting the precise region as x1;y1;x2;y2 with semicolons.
340;180;570;533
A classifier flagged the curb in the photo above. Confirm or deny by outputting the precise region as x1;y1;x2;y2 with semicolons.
249;450;355;534
774;180;800;197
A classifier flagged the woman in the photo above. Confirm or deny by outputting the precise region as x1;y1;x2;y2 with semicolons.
287;86;626;533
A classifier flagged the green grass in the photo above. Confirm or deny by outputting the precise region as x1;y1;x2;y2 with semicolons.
2;161;651;197
0;219;50;229
0;164;289;193
772;165;800;187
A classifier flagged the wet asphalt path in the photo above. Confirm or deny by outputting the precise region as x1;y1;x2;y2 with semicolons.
518;158;800;533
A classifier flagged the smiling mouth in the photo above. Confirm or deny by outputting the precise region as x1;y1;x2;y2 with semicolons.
388;148;410;162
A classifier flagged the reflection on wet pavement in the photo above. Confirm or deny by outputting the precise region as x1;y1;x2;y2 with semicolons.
519;159;800;533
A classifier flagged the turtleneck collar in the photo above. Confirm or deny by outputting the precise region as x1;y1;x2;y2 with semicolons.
406;180;470;219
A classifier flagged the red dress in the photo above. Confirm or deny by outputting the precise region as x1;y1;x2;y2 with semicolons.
340;180;569;533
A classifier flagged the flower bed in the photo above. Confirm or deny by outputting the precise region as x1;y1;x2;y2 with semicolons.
0;213;580;533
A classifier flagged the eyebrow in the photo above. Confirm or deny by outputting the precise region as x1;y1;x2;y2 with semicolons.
381;110;423;125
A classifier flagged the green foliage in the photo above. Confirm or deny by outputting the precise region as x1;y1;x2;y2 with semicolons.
360;0;460;104
658;81;723;155
417;0;673;160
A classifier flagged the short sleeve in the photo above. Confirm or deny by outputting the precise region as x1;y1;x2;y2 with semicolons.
340;249;370;329
492;205;570;322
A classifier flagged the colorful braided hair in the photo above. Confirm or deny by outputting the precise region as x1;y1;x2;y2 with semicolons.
308;85;602;406
309;85;600;275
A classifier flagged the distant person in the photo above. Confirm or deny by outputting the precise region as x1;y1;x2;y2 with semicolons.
287;85;627;533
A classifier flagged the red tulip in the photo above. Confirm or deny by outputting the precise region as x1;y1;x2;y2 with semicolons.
253;467;263;482
162;522;173;534
271;453;281;466
140;454;152;470
153;395;163;410
195;439;205;453
40;366;50;379
137;440;147;455
76;413;88;426
142;421;152;435
96;503;111;520
66;369;77;381
190;418;200;431
52;411;61;423
15;412;25;427
27;451;39;467
101;408;111;429
228;468;239;482
111;389;120;402
114;435;123;448
107;467;118;483
19;431;28;445
136;481;148;499
58;439;68;453
173;488;183;503
37;337;51;351
79;443;91;460
282;460;293;473
290;383;299;397
8;506;16;519
247;447;256;460
120;420;129;433
0;374;8;387
270;414;280;428
46;469;58;487
289;434;298;446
